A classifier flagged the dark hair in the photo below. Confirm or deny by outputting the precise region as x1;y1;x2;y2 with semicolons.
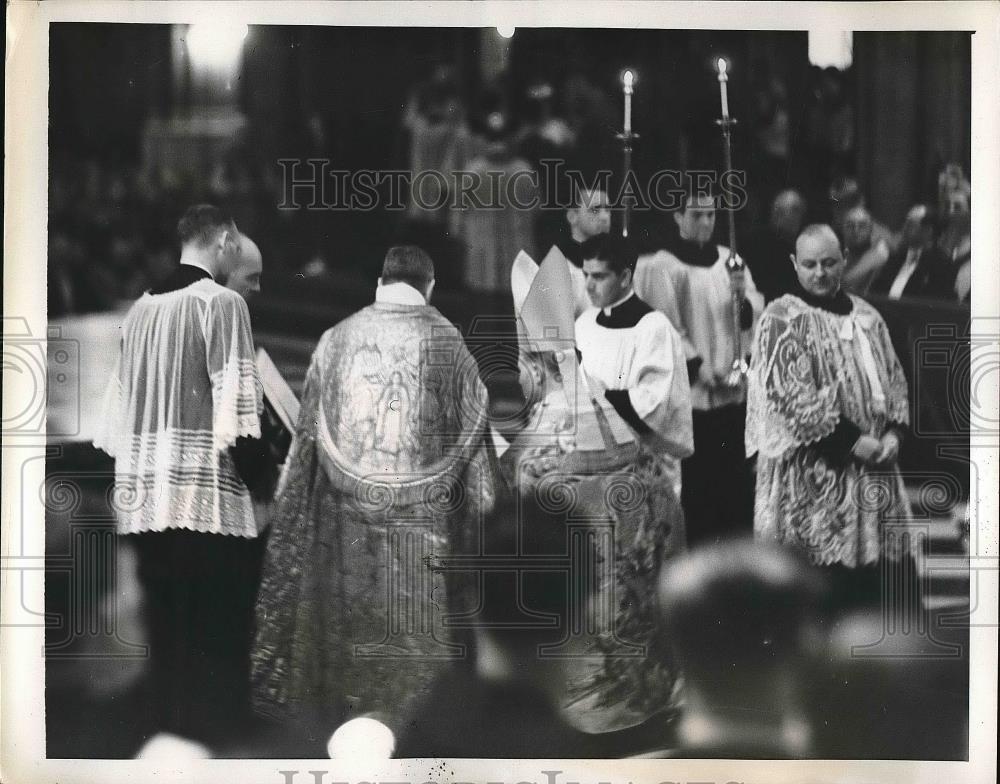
659;541;825;688
579;233;638;275
381;245;435;289
176;204;236;248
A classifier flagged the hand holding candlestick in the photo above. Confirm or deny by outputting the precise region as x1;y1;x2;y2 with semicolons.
722;250;750;388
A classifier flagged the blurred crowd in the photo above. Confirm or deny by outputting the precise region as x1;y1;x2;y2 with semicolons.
108;536;966;760
48;152;297;317
742;165;972;305
48;63;971;316
389;64;970;305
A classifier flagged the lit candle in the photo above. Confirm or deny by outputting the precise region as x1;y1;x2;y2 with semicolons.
623;69;634;133
717;58;730;119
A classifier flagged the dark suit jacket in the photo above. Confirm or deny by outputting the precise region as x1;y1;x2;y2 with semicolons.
871;246;955;300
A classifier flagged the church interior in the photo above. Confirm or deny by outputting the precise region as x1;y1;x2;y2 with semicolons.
41;23;974;760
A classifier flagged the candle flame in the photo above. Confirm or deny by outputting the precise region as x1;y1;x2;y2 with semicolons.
717;58;728;75
623;70;634;88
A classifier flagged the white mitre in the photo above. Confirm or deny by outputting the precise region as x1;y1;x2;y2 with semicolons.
511;248;634;451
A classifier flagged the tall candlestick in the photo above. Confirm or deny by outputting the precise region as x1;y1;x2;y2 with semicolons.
618;69;637;237
623;69;634;133
714;57;746;387
717;57;730;119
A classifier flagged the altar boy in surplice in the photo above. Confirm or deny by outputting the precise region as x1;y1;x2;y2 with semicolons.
94;207;266;746
634;189;764;547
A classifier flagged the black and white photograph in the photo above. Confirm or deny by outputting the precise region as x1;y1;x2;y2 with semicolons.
2;1;998;781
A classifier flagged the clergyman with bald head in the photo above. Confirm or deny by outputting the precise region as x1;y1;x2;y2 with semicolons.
745;222;915;604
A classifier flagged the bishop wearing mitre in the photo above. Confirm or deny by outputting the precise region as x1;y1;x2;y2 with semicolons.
501;241;692;736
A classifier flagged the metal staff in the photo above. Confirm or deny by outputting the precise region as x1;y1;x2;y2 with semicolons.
616;69;639;238
716;58;749;388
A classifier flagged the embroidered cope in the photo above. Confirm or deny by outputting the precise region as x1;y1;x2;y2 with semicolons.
746;294;912;566
94;278;263;537
251;299;497;726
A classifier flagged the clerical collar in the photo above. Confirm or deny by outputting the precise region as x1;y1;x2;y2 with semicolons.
601;290;633;316
149;263;212;295
792;281;853;315
180;260;215;278
375;281;427;306
556;237;585;267
595;292;653;329
667;234;719;267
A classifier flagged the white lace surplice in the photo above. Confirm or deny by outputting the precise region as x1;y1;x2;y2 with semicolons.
94;279;263;537
746;294;911;566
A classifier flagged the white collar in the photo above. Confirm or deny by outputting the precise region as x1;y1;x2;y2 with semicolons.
375;281;427;306
180;260;215;279
601;289;634;317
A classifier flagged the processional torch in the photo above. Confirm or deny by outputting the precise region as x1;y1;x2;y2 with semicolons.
616;69;638;238
716;57;749;388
